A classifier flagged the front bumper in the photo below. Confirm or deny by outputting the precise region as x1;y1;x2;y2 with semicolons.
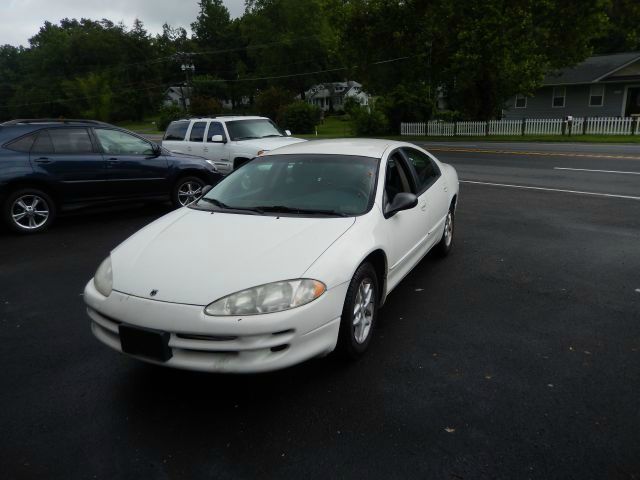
84;279;347;373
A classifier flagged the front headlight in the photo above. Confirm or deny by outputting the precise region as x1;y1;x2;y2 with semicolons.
94;256;113;297
205;160;218;171
205;279;326;316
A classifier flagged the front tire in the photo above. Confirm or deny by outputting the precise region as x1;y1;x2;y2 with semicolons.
2;188;56;234
337;262;379;359
172;176;206;208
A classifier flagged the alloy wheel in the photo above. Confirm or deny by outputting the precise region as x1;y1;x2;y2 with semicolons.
444;211;453;247
177;181;203;206
11;195;50;230
352;278;375;344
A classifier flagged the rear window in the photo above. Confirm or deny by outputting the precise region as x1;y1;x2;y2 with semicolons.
5;133;37;152
32;131;54;154
48;128;94;154
164;121;189;141
189;121;207;142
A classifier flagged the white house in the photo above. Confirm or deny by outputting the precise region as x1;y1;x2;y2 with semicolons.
303;81;371;111
163;85;192;109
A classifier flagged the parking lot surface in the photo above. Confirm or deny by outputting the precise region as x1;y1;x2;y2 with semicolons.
1;143;639;479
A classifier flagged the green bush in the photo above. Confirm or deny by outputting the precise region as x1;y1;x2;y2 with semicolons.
189;96;223;117
157;104;184;131
280;101;322;134
350;105;390;136
256;86;294;122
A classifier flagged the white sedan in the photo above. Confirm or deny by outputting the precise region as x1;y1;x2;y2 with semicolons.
84;139;459;373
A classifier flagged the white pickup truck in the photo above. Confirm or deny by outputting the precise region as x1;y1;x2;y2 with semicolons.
161;116;306;174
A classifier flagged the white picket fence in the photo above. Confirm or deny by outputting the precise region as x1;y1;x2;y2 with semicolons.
400;117;640;137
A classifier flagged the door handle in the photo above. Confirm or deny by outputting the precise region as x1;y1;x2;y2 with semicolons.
420;202;427;211
107;157;119;166
34;157;51;164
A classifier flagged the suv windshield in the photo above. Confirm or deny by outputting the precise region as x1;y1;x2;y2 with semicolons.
225;119;285;141
198;154;379;216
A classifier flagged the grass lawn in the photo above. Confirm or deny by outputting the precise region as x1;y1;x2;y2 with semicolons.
115;117;163;135
298;115;354;138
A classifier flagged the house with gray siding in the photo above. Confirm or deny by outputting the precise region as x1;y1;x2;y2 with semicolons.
503;52;640;120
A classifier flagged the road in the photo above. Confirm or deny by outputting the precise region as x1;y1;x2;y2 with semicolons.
1;142;639;479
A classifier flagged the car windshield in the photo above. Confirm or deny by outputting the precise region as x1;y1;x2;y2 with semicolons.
198;154;379;216
225;119;285;141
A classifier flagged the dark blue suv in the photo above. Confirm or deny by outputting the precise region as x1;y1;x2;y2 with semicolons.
0;119;223;233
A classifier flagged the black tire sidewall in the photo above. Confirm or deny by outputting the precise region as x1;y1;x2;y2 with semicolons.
3;188;56;234
172;176;206;208
337;262;379;359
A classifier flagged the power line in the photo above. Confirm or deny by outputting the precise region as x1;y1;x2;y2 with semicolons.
0;55;417;110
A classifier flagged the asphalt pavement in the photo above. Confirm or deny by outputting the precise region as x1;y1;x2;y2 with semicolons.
1;142;639;479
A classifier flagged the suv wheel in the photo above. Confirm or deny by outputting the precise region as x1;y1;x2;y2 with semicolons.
172;176;206;208
3;188;56;234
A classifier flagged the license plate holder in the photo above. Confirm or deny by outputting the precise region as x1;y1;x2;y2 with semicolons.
119;324;172;362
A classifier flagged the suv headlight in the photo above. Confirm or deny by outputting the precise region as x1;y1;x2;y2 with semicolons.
94;256;113;297
205;279;326;316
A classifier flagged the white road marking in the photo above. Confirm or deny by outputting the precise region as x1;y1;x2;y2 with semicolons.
554;167;640;175
460;180;640;201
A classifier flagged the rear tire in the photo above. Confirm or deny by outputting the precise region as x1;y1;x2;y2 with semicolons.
2;188;56;234
434;207;454;257
336;262;379;359
172;176;206;208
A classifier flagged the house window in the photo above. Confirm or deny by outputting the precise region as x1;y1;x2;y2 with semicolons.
552;87;566;108
515;94;527;109
589;85;604;107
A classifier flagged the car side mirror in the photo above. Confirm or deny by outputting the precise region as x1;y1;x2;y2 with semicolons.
151;144;162;157
384;192;418;218
284;130;292;136
201;185;213;196
211;134;225;143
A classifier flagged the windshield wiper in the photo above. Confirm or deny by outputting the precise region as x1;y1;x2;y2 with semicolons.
253;205;348;217
198;197;264;214
260;134;282;138
233;136;260;141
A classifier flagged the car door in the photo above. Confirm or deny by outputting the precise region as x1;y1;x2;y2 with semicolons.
401;147;449;250
93;128;169;197
202;121;232;174
185;121;207;157
29;127;107;202
379;150;428;290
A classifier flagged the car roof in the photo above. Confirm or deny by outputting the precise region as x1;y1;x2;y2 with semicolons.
1;118;111;127
262;138;410;158
178;116;268;122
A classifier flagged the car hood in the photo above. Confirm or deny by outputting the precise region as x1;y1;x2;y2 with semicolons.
110;208;355;305
231;136;306;153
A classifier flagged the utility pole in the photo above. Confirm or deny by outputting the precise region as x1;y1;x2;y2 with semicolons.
176;52;195;112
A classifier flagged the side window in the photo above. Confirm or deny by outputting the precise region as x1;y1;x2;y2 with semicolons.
31;130;55;154
95;129;154;155
48;128;94;154
189;122;207;142
6;133;37;152
403;148;440;192
384;153;413;205
207;122;226;142
163;121;189;141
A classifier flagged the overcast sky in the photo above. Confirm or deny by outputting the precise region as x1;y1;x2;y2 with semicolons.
0;0;246;47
